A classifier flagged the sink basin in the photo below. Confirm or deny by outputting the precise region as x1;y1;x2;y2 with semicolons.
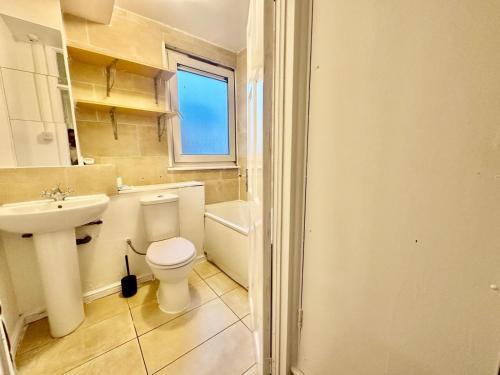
0;194;109;234
0;194;110;338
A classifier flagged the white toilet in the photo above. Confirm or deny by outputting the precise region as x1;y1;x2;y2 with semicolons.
140;193;196;313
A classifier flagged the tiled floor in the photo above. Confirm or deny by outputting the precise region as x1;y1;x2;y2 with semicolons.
15;260;255;375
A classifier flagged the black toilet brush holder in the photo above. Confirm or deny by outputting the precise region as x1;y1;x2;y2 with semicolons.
121;255;137;298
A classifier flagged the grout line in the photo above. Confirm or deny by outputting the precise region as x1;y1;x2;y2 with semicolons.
240;363;257;375
127;295;148;374
61;337;137;374
16;297;130;358
151;320;242;375
203;278;241;320
135;280;218;337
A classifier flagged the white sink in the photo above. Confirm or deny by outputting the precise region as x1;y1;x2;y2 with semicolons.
0;194;110;338
0;194;109;234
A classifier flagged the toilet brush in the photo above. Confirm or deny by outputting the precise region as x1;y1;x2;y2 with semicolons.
121;255;137;297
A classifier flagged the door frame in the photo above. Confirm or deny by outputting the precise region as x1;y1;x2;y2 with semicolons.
270;0;313;374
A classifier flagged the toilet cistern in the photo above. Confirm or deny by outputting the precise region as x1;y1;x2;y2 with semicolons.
140;193;197;313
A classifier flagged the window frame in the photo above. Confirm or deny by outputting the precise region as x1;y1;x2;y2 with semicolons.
166;50;236;167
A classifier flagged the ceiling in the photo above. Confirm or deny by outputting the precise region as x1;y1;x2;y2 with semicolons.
115;0;250;52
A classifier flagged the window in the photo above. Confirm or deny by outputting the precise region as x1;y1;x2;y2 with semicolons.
167;50;236;167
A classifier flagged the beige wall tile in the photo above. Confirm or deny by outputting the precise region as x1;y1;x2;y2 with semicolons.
85;12;163;67
168;169;221;183
63;14;89;44
61;7;240;202
74;106;98;122
162;27;236;68
156;322;255;375
205;179;239;204
69;60;105;86
0;165;116;205
77;121;140;157
139;298;238;373
97;156;169;185
0;167;65;204
221;169;239;179
66;165;117;197
138;124;168;157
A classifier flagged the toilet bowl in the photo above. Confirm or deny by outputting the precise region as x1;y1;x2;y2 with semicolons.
146;237;196;313
140;193;197;313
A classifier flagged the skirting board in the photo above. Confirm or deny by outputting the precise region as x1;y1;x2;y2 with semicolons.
9;316;25;359
22;272;154;324
13;254;207;355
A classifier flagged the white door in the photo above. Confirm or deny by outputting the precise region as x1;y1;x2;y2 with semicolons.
247;0;270;373
296;1;500;374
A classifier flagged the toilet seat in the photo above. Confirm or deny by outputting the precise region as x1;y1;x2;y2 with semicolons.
146;237;196;269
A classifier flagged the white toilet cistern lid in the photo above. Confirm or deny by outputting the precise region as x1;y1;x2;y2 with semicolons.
147;237;195;267
139;193;178;206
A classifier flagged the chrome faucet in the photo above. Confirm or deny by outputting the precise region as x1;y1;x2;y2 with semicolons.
41;184;73;201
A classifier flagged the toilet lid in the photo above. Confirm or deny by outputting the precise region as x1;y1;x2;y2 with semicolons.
146;237;196;267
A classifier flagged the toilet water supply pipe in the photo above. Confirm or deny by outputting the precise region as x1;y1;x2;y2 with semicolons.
126;238;147;256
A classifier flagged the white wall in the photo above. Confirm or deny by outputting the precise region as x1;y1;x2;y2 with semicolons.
298;1;500;375
1;184;205;317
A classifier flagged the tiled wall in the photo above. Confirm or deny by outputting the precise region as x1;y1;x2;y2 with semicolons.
0;165;116;205
0;17;71;167
63;8;241;204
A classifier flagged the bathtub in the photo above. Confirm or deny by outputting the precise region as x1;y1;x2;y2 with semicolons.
204;200;249;288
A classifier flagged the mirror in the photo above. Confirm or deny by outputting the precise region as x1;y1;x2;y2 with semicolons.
0;14;79;167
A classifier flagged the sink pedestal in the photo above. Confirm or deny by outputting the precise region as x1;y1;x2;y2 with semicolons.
33;229;84;337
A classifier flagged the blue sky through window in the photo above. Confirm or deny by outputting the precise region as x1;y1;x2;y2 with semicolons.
177;68;229;155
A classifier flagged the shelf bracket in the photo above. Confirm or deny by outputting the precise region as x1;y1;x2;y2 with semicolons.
154;72;162;104
157;113;166;142
110;107;118;140
106;59;118;97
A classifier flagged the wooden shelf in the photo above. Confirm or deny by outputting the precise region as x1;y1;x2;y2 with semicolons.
67;42;175;80
75;99;176;117
75;100;175;141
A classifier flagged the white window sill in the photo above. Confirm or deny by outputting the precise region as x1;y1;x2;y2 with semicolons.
167;165;240;171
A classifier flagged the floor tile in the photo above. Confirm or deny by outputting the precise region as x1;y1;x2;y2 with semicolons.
131;280;217;335
82;292;129;328
243;364;257;375
156;322;255;375
221;287;250;318
16;318;54;355
16;311;136;375
205;272;239;296
241;314;253;331
193;260;221;279
65;339;146;375
126;280;159;308
139;298;238;374
188;270;202;285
